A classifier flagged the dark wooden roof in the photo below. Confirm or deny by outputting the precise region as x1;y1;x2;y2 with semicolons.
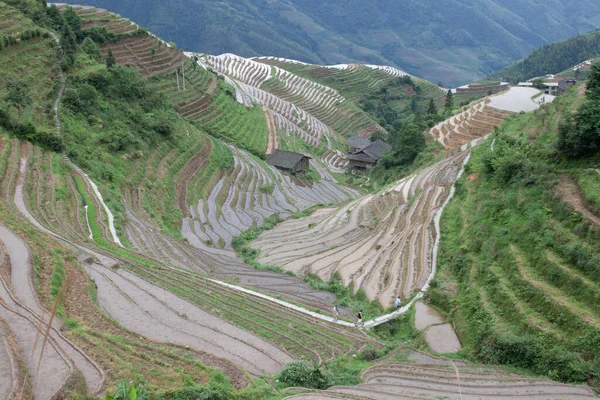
346;135;372;150
265;149;311;169
361;140;392;159
349;140;391;163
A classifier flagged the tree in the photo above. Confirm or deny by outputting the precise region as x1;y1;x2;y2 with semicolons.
445;89;454;110
382;123;426;168
585;62;600;101
46;4;63;29
60;21;77;70
106;49;115;69
81;37;99;60
531;78;545;90
4;81;32;123
427;99;437;115
557;63;600;157
410;98;418;113
62;6;82;41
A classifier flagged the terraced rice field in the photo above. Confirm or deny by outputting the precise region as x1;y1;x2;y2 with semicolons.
429;99;514;149
255;58;403;102
429;87;552;150
0;156;106;398
0;33;56;128
4;139;374;383
285;350;596;399
252;150;470;307
101;35;185;77
182;145;358;249
55;4;140;36
0;2;37;35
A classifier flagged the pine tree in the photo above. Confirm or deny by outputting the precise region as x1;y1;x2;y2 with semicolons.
60;21;77;70
106;49;116;69
444;89;454;110
427;99;437;115
63;6;82;41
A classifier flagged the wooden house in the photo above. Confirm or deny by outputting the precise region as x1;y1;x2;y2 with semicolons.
348;140;391;170
345;136;372;153
265;150;312;174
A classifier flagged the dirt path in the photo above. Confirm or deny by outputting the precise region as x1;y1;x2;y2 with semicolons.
557;175;600;227
264;106;279;154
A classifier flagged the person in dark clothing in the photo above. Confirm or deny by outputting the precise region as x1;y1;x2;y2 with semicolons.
355;310;364;327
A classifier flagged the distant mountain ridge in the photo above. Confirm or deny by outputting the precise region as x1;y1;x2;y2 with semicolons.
61;0;600;86
489;29;600;83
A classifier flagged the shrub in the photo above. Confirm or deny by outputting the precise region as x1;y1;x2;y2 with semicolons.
277;361;328;389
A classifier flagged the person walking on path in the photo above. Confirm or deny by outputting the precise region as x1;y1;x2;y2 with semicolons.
355;310;364;327
333;305;340;321
395;296;401;309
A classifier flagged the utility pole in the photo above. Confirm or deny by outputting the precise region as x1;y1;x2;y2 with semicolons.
176;68;180;91
182;61;186;91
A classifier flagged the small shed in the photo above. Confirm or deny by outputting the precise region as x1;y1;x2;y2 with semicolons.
348;140;391;170
265;150;312;174
346;135;372;153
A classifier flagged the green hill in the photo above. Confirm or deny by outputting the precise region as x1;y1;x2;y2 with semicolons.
489;28;600;83
64;0;600;86
432;74;600;384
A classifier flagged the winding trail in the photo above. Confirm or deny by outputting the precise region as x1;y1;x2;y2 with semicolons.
49;31;122;247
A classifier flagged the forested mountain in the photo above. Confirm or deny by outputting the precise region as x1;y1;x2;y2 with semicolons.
64;0;600;86
489;29;600;83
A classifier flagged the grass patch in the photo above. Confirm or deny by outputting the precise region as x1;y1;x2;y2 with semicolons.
576;170;600;215
303;272;384;320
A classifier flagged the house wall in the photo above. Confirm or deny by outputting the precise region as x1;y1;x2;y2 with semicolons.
350;160;375;170
294;157;310;173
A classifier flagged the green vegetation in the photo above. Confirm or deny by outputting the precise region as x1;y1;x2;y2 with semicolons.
303;272;384;320
277;361;328;389
78;0;600;85
433;82;600;386
557;63;600;157
232;214;282;270
576;171;600;215
490;29;600;83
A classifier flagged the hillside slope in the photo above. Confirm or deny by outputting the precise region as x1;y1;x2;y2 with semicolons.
432;82;600;385
489;28;600;83
63;0;600;86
